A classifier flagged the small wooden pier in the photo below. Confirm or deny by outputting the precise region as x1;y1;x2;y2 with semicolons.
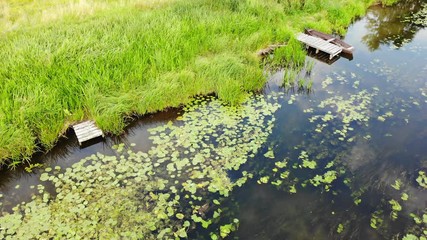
305;29;354;54
297;33;342;59
72;121;104;145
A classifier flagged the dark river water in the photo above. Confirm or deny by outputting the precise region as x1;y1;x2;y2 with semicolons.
231;1;427;239
1;1;426;239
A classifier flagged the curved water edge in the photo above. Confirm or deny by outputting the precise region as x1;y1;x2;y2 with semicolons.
1;1;427;239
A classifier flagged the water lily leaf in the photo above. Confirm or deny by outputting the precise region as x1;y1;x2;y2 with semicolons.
175;228;187;238
220;224;233;238
401;193;409;201
40;173;49;182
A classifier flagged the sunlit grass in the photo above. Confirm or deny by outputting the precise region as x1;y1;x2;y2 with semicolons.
0;0;389;164
0;0;176;33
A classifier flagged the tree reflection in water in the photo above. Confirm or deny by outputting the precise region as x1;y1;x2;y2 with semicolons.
362;0;425;51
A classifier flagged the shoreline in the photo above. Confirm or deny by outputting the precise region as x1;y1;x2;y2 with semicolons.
0;0;396;164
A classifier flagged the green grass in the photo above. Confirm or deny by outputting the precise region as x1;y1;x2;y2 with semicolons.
379;0;400;6
0;0;388;164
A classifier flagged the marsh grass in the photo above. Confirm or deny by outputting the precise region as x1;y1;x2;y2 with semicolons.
0;0;387;164
281;59;315;92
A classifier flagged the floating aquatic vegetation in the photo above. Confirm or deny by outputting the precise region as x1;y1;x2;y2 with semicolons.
261;51;426;238
275;158;288;169
308;89;375;141
321;76;333;89
370;210;384;229
219;219;239;239
287;94;297;105
333;71;350;85
354;198;362;205
264;147;275;159
257;176;270;184
0;93;283;239
352;81;360;89
403;212;427;239
377;111;393;122
416;171;427;189
421;88;427;103
401;193;409;201
259;58;426;238
24;163;43;173
403;3;427;27
337;223;344;234
389;199;402;220
392;179;402;190
402;233;424;240
289;184;297;194
298;151;317;169
255;88;375;197
309;170;337;191
260;139;348;196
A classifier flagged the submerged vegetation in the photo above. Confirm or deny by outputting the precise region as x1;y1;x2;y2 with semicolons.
1;0;387;164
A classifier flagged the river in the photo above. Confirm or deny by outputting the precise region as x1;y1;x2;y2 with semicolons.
1;1;426;239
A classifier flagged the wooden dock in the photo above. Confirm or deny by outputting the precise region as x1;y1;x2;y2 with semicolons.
72;121;104;145
306;48;340;65
304;29;354;54
297;33;342;59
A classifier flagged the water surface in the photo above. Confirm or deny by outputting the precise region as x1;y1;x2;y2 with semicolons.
233;1;427;239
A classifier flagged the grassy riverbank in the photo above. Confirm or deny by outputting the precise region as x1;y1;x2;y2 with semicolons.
0;0;393;164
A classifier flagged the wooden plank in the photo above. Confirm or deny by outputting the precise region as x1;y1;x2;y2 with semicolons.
76;130;103;140
74;126;99;135
73;122;96;131
78;129;103;137
297;33;342;56
72;120;104;145
73;120;94;127
76;128;103;137
327;48;340;55
75;130;99;138
80;130;103;137
76;133;99;142
74;125;96;132
78;134;103;144
79;133;103;143
73;122;95;131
